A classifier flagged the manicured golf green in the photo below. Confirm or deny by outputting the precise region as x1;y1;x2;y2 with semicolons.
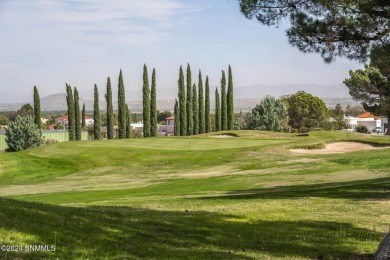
0;130;389;259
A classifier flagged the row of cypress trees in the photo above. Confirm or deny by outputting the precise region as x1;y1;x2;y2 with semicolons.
175;64;234;135
142;65;158;137
66;84;83;141
65;65;233;140
67;67;158;141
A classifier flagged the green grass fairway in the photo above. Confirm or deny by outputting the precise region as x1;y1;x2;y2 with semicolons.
0;130;389;259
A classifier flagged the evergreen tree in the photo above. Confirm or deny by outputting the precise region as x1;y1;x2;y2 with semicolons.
192;83;199;135
143;64;151;137
178;66;186;136
33;86;41;129
118;69;126;139
126;104;131;138
82;103;86;128
5;115;45;152
174;98;180;136
205;76;211;133
66;84;75;141
198;70;205;134
215;88;221;131
93;84;101;140
105;77;114;139
239;0;390;63
74;87;81;141
227;65;234;130
186;63;193;136
248;97;288;131
150;68;157;137
221;70;227;130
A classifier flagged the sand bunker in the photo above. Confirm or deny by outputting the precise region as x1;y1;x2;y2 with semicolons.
210;135;237;138
290;142;388;154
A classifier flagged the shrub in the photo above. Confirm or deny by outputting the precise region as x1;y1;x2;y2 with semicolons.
355;124;368;133
5;115;45;152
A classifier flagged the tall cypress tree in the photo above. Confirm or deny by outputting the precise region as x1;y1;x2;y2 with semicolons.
221;70;227;131
33;86;41;129
126;104;131;139
186;63;193;136
143;64;151;138
74;87;81;141
198;70;205;134
178;66;186;136
205;76;211;133
215;88;221;131
105;77;114;139
93;84;101;140
227;65;234;130
82;103;86;128
174;98;180;136
192;83;198;135
66;84;75;141
118;69;126;139
150;68;157;137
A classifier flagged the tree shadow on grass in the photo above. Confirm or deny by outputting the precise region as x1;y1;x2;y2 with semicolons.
0;197;381;259
197;177;390;201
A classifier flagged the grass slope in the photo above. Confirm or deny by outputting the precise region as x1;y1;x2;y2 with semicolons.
0;130;389;259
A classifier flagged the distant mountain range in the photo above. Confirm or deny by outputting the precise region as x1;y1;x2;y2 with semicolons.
0;83;358;112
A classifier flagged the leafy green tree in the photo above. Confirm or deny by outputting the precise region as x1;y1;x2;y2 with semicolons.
344;65;390;135
344;105;365;117
16;103;33;119
186;64;193;136
33;86;41;129
192;83;199;135
205;76;211;133
178;66;186;136
370;45;390;77
5;115;45;152
174;98;180;136
329;103;345;130
74;87;81;141
82;103;86;128
118;69;127;139
198;70;205;134
105;77;114;139
221;71;227;130
248;97;288;131
227;65;234;130
238;0;390;63
157;111;172;123
66;84;75;141
283;91;329;133
126;104;131;139
215;88;221;131
143;64;151;138
150;68;157;137
0;114;9;125
93;84;101;140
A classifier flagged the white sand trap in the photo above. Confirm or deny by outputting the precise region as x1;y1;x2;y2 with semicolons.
290;142;388;154
210;135;237;138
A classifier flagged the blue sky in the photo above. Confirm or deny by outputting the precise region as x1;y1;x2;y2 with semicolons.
0;0;363;101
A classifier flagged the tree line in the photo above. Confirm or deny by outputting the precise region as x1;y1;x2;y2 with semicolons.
174;64;234;136
65;66;159;141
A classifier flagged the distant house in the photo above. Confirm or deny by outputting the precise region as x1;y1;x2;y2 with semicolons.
84;116;93;126
55;115;94;127
41;118;49;124
55;115;68;126
165;116;175;136
344;112;387;132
